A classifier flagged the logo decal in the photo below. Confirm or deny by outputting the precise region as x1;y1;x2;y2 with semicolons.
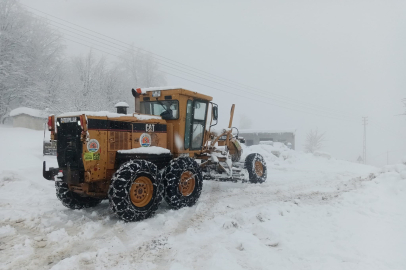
146;124;155;132
87;139;100;153
84;152;93;161
140;133;151;147
84;152;101;161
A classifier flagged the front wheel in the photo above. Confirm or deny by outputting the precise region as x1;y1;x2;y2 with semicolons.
108;160;163;222
162;157;203;210
55;181;102;209
245;153;267;183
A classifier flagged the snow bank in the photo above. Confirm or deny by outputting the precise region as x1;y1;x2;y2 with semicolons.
2;126;406;270
58;111;161;120
118;146;170;155
381;162;406;178
0;225;16;237
314;151;332;159
242;141;294;162
9;107;49;119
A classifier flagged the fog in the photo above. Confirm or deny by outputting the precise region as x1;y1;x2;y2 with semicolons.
21;0;406;165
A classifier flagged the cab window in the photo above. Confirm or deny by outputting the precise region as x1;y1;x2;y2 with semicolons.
191;101;207;150
140;100;179;120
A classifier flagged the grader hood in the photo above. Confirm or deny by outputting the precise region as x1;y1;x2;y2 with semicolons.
44;111;168;185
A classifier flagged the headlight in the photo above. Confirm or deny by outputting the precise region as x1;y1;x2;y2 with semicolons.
152;90;161;97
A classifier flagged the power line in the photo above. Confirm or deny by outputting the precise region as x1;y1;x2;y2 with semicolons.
56;27;356;119
22;3;358;119
44;17;355;119
60;39;355;122
22;4;359;122
59;37;357;123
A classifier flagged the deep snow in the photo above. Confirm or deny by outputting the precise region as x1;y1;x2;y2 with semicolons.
0;126;405;270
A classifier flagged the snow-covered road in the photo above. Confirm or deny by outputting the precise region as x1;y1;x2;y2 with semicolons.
0;126;405;270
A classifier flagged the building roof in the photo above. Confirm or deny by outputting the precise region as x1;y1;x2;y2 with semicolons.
9;107;49;119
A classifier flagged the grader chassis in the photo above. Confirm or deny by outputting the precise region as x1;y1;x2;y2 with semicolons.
43;87;267;221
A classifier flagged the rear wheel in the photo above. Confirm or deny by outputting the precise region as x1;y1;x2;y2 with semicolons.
245;153;267;183
108;160;163;222
55;181;102;209
162;157;203;209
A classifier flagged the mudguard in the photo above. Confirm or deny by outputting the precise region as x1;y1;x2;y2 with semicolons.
43;161;59;181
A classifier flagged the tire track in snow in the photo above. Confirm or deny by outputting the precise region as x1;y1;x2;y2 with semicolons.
0;172;376;269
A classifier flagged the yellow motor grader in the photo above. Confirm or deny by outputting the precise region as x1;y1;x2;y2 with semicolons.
43;87;267;221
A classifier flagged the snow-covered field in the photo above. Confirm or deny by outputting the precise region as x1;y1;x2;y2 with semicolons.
0;126;405;270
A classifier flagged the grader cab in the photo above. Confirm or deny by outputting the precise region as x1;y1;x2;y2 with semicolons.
43;87;267;222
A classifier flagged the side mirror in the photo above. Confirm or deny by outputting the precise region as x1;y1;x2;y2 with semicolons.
212;106;218;121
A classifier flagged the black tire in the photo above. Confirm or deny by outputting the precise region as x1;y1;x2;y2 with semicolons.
245;153;267;183
108;160;163;222
162;157;203;210
55;181;102;209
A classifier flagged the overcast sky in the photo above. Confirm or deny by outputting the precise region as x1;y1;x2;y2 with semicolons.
20;0;406;165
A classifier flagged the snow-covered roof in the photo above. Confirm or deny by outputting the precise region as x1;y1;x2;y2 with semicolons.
9;107;49;119
114;102;129;108
141;86;184;92
118;146;171;155
238;129;296;134
58;111;161;120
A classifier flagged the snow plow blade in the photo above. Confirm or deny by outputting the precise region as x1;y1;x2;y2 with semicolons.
43;161;58;181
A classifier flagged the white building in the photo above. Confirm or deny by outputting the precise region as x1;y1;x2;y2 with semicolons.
10;107;49;130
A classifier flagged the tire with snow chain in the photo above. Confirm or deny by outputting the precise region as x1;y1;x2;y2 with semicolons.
245;153;267;183
108;159;163;222
162;157;203;210
55;181;102;209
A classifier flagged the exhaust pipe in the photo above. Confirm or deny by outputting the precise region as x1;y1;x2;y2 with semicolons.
131;88;142;113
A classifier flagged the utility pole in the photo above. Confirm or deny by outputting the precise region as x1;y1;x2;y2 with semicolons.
362;117;368;164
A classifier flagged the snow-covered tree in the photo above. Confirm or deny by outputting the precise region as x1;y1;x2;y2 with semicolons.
305;129;325;153
0;1;167;119
117;46;166;89
65;50;127;112
0;0;64;122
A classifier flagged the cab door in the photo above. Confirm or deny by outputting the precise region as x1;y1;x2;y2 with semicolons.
184;99;208;151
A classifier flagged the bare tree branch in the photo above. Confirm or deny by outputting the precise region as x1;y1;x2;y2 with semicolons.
305;128;325;153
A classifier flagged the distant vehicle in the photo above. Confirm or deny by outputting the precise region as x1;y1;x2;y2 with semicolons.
43;87;267;222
